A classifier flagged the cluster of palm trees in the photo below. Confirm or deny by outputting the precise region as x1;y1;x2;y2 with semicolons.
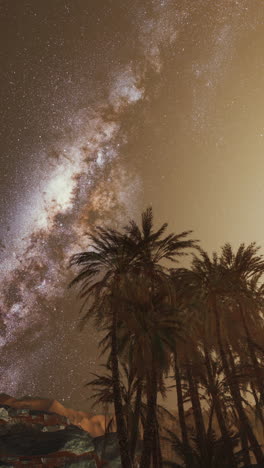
69;208;264;468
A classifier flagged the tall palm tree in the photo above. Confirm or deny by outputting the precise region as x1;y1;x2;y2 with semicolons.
220;243;264;403
186;355;210;467
165;423;241;468
122;207;197;468
70;208;196;467
86;358;143;461
173;348;193;468
188;248;264;465
171;255;241;467
117;273;183;468
69;225;136;468
171;267;231;468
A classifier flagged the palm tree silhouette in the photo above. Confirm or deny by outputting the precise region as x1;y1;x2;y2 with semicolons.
179;247;264;465
123;207;197;468
171;265;237;468
220;243;264;404
68;211;264;467
69;225;136;467
70;208;196;468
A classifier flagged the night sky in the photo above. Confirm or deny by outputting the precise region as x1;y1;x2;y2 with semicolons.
1;0;264;411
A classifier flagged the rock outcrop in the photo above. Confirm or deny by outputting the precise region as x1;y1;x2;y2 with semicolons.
0;397;121;467
0;394;115;437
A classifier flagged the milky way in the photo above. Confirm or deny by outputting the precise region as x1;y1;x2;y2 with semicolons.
1;0;263;409
0;0;185;407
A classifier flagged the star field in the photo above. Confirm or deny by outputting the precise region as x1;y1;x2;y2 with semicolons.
1;0;264;410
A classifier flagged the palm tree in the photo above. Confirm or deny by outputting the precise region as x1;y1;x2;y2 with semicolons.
69;208;196;467
186;248;264;465
186;355;210;467
86;359;143;462
173;348;193;468
164;423;241;468
122;208;197;468
171;256;240;467
86;364;114;411
117;273;183;468
220;243;264;404
69;225;136;468
171;267;234;468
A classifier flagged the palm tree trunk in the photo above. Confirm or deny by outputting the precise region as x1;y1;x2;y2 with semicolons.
152;412;163;468
227;344;264;465
251;382;264;439
185;358;209;468
239;303;264;403
251;382;263;420
174;351;192;468
140;365;158;468
203;344;237;468
213;300;252;466
111;309;132;468
130;378;143;462
206;398;214;437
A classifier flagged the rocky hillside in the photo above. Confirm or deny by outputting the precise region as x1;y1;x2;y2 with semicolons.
0;396;122;467
0;394;114;437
